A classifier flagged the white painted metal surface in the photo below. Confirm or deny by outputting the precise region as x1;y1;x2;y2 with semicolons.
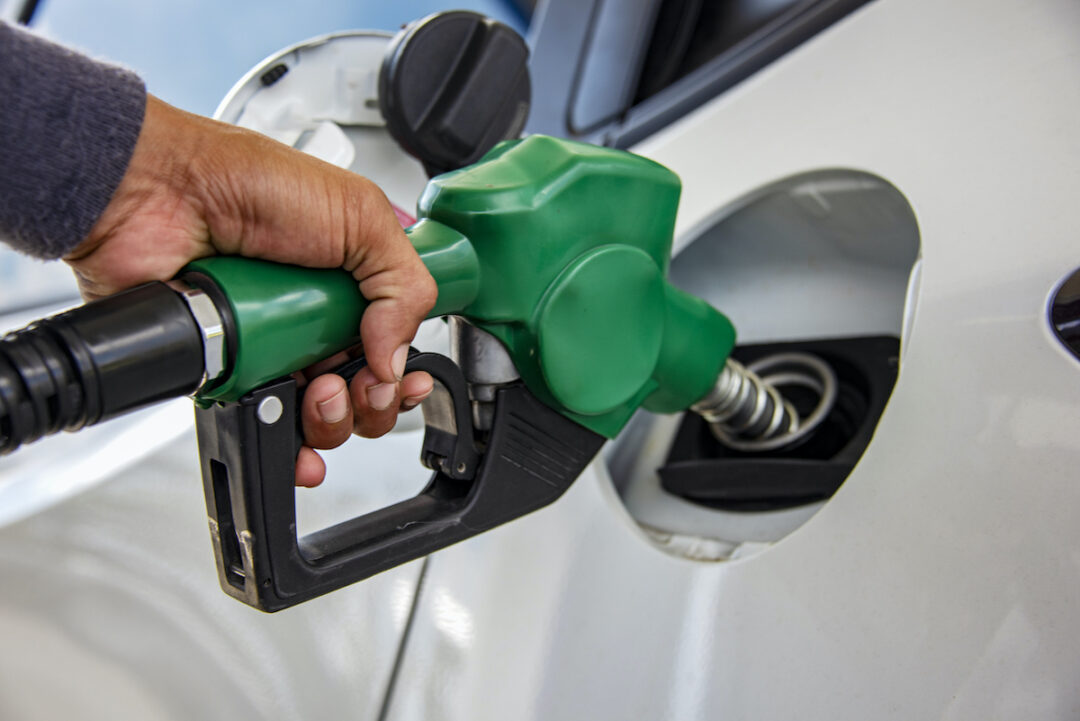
3;1;1079;718
0;432;429;721
385;0;1080;718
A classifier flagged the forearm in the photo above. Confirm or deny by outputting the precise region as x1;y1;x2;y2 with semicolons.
0;20;146;258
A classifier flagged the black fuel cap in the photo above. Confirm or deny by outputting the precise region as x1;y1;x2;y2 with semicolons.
379;11;531;177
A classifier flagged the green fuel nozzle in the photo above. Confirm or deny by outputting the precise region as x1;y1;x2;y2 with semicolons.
183;135;736;437
0;136;747;611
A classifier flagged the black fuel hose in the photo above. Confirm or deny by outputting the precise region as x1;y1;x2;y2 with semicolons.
0;282;206;454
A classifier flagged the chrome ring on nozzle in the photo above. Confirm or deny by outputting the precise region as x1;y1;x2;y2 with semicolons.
168;280;227;391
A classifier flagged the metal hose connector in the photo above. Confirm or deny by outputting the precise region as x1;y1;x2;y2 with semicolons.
691;352;838;453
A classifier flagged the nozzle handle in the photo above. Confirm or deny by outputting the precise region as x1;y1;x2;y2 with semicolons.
196;349;602;612
186;218;479;404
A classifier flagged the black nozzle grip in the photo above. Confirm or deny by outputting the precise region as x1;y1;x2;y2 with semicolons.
195;351;604;612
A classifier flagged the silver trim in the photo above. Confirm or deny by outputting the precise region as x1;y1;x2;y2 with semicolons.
448;317;520;431
693;353;838;453
168;280;227;390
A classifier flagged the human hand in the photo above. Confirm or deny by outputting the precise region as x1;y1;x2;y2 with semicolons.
64;96;438;486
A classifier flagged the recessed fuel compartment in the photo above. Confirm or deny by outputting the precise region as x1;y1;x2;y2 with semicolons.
660;335;899;512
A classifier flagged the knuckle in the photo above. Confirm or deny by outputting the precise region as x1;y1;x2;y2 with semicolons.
412;270;439;314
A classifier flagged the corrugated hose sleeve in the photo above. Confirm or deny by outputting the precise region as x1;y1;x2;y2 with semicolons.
0;282;206;455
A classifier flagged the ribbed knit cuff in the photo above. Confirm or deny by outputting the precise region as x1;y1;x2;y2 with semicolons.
0;21;147;259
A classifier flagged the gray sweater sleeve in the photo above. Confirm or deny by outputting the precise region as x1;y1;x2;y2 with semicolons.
0;21;146;259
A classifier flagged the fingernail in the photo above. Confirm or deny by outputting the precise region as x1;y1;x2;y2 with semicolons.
391;343;409;381
367;382;396;411
402;387;433;410
317;389;349;424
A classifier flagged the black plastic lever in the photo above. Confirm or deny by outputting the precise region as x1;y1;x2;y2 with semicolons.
194;351;604;612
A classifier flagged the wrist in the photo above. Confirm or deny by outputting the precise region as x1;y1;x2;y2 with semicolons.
65;96;202;263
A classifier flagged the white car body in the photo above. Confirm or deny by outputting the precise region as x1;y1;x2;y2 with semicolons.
2;0;1079;718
